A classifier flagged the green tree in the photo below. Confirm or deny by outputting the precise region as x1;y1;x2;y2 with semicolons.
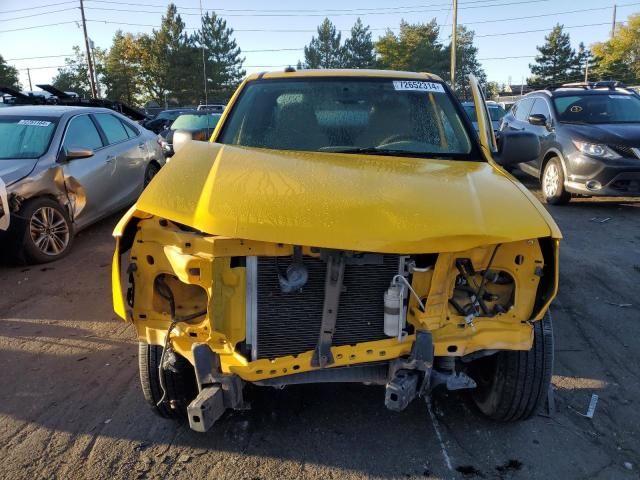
591;14;640;83
139;4;198;105
304;18;345;68
101;31;145;106
52;46;94;98
376;20;448;76
568;42;594;83
193;12;245;102
447;25;486;99
486;81;500;100
343;18;375;69
0;54;20;89
528;24;577;88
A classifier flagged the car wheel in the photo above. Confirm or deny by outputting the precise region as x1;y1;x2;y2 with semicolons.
17;197;74;264
144;162;160;188
542;158;570;205
138;343;198;419
469;311;554;421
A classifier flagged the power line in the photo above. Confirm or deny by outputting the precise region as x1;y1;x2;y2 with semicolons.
0;7;78;22
82;0;523;13
6;54;75;61
475;22;617;38
0;21;78;34
0;1;76;15
83;0;555;17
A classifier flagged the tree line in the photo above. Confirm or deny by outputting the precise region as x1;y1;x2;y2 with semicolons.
0;9;638;107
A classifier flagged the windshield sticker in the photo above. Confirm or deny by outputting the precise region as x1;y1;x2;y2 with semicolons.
570;106;583;113
392;81;445;93
18;120;52;127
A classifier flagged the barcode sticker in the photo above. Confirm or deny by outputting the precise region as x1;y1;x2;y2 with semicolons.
392;81;445;93
18;120;51;127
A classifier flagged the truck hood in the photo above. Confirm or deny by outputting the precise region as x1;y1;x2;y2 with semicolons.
136;142;559;253
0;158;38;186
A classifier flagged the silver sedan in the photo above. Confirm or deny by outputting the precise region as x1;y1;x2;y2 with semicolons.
0;106;164;263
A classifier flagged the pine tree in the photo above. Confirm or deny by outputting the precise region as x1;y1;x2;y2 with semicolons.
304;18;345;69
193;12;245;101
102;31;145;106
568;42;593;83
343;18;375;69
376;20;448;77
447;25;486;99
52;46;94;98
528;24;576;88
0;54;20;89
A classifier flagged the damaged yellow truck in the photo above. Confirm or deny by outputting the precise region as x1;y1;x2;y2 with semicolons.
112;70;561;432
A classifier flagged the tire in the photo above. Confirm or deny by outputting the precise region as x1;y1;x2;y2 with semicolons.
12;197;74;264
469;312;554;421
542;158;571;205
144;162;160;188
138;343;198;419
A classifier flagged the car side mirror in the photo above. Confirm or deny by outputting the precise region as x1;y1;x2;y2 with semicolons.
494;130;540;166
528;114;547;126
59;147;95;162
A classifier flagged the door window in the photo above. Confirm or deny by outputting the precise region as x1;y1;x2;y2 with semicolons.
514;98;534;121
530;98;551;120
94;114;129;144
63;115;103;151
122;121;139;138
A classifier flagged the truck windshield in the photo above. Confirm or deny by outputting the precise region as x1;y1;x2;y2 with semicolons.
554;93;640;124
0;117;58;159
218;78;476;160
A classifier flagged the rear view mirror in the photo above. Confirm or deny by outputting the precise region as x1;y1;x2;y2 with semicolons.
494;131;540;166
60;147;94;162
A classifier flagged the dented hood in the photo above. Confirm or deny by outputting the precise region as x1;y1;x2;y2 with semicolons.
136;142;559;253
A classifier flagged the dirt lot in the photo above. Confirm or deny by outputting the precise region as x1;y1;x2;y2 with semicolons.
1;175;639;480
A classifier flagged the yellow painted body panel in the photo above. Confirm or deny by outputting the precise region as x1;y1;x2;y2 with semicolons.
111;69;562;385
136;141;559;254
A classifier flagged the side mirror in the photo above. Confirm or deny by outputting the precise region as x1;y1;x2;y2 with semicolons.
494;130;540;166
59;147;94;162
172;130;196;154
528;114;547;126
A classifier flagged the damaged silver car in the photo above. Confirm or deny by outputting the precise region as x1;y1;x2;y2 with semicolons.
0;106;164;263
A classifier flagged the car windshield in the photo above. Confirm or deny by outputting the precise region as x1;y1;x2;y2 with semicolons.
171;113;221;130
218;78;475;159
157;111;183;120
0;117;58;159
554;93;640;124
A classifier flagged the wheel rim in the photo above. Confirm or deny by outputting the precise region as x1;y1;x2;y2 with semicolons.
543;163;559;197
29;207;70;256
144;165;158;187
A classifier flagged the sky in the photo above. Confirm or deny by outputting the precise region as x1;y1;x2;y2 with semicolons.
0;0;637;92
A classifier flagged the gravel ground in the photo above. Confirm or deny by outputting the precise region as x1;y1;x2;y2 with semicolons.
1;174;639;480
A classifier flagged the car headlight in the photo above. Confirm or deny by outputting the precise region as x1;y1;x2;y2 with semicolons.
572;140;621;160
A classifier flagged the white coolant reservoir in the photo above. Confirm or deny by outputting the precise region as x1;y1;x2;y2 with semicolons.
384;282;405;338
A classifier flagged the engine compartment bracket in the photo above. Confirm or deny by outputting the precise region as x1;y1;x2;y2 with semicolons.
311;252;346;368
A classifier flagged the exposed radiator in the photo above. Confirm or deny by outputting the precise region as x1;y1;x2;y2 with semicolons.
251;254;401;360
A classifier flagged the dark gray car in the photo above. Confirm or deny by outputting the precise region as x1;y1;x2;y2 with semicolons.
0;106;164;263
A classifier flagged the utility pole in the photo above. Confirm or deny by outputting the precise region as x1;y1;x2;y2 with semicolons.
79;0;97;98
611;2;617;39
90;39;101;98
27;68;33;91
450;0;458;89
199;0;208;106
584;57;590;83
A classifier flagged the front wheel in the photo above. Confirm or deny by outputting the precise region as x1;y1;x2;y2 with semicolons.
138;343;198;419
14;197;74;264
469;312;554;421
542;158;571;205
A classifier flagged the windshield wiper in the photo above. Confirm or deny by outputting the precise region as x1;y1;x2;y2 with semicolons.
330;146;419;156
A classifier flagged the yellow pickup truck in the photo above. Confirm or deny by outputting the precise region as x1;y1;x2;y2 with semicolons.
112;69;560;432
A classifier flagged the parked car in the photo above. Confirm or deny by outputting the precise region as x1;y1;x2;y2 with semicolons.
0;106;164;263
157;112;222;157
462;101;506;133
142;109;196;134
501;82;640;204
113;69;560;432
197;104;225;113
